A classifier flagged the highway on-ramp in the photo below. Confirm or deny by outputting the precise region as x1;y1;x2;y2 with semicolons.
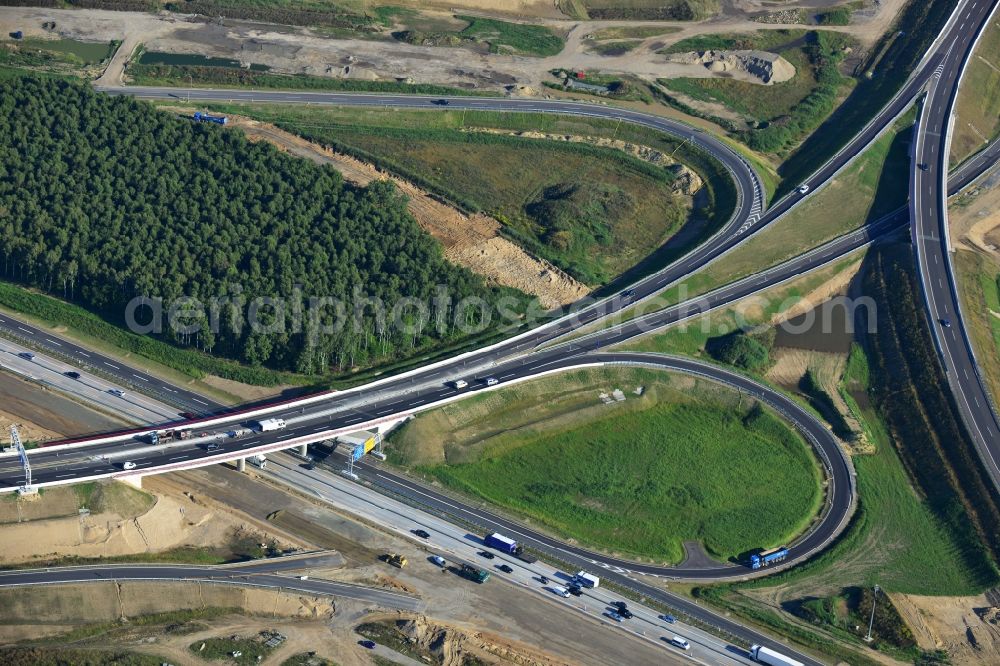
0;555;423;611
0;350;853;585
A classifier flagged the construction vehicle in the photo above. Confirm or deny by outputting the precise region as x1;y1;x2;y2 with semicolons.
193;111;228;125
386;553;407;568
459;563;490;583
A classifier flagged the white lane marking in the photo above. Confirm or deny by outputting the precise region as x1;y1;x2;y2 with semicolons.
168;455;189;461
17;326;31;333
78;351;90;357
193;398;208;405
104;362;120;369
46;338;62;346
133;374;149;382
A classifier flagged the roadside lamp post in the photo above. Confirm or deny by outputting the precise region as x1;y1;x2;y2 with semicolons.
864;584;880;642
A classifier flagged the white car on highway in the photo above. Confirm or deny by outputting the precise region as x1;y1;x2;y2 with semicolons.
668;636;690;651
122;461;137;470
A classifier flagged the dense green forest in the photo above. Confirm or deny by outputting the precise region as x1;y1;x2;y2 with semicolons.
0;76;520;374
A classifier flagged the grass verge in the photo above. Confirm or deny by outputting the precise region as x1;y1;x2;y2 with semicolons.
777;0;956;195
201;103;712;286
950;17;1000;165
390;366;822;563
595;107;913;330
658;30;857;155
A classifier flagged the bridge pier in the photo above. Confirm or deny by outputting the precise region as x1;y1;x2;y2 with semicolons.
236;457;246;472
297;444;308;457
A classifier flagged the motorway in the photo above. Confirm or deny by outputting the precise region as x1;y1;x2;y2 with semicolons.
0;350;852;582
0;335;178;425
0;553;424;611
0;5;997;662
0;309;218;418
263;453;759;666
913;0;1000;491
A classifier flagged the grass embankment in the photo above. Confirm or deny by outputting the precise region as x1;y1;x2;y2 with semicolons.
127;58;494;97
0;647;172;666
391;14;564;56
777;0;956;195
575;0;717;21
953;248;1000;404
587;25;682;40
204;104;725;286
390;366;823;563
693;248;1000;665
190;633;280;665
0;282;301;389
861;245;1000;581
658;107;912;302
658;30;856;156
950;17;1000;165
620;250;865;361
575;106;911;337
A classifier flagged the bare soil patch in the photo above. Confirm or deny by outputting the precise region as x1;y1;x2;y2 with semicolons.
892;593;1000;665
0;479;297;565
218;113;590;308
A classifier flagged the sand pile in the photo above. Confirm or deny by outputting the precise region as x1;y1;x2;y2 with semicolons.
667;49;796;84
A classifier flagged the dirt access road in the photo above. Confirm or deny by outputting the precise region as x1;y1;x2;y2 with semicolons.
159;464;686;666
2;1;906;93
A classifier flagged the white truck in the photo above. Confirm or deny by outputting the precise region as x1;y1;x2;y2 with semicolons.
254;418;286;432
749;645;804;666
249;454;267;470
574;571;600;589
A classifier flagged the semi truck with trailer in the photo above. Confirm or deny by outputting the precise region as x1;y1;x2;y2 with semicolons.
193;111;228;125
749;645;803;666
483;532;538;563
254;418;286;433
574;571;600;588
249;454;267;469
750;547;789;570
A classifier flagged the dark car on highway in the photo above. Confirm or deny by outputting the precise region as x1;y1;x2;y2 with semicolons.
412;529;431;539
478;550;495;560
497;564;514;574
18;352;34;360
567;584;583;596
433;99;450;105
64;371;81;379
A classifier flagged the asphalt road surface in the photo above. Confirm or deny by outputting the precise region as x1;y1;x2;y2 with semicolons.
912;0;1000;491
265;454;758;666
0;555;423;611
0;351;852;587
